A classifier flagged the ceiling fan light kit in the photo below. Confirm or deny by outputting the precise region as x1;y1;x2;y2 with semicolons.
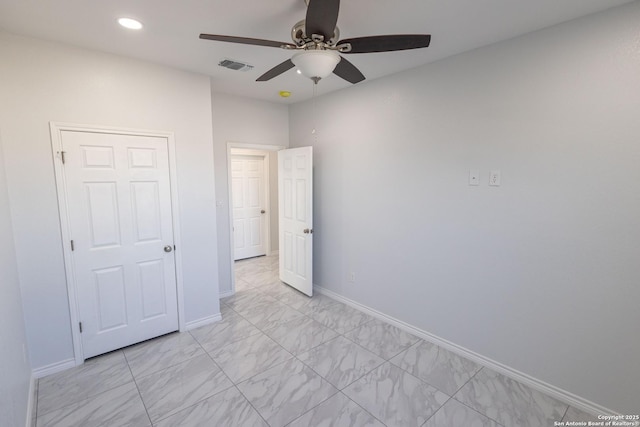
292;50;341;81
199;0;430;85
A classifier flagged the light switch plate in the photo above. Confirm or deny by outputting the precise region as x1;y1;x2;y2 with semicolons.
489;170;501;186
469;169;480;186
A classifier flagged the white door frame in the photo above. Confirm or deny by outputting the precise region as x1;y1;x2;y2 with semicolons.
50;122;186;366
226;142;285;294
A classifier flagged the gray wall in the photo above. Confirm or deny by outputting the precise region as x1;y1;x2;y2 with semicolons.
289;2;640;413
211;92;289;295
0;33;220;371
0;133;32;427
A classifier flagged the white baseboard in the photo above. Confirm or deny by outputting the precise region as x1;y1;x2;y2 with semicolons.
32;358;76;379
25;374;36;427
315;285;618;417
269;250;279;256
219;289;234;299
31;316;221;384
184;314;222;331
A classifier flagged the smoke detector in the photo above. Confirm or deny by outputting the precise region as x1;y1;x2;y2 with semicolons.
218;59;254;72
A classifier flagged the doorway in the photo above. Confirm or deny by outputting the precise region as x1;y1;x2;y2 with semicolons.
226;143;284;294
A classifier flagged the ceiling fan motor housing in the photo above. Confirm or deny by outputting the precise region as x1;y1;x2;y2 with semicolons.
291;20;340;47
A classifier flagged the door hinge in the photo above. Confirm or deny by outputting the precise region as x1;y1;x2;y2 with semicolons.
60;151;66;164
70;240;75;251
79;322;83;333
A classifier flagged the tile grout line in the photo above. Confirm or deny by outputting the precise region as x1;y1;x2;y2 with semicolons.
238;263;450;426
391;339;471;427
230;384;272;427
237;259;472;426
339;321;418;363
298;297;489;427
319;334;387;392
279;390;360;427
35;350;132;419
245;306;308;333
261;318;340;356
236;260;389;425
417;366;487;427
334;390;390;427
237;256;558;427
450;367;508;427
449;360;483;396
291;281;508;426
224;278;352;426
122;349;154;426
123;333;208;381
241;272;417;388
214;319;296;385
149;337;238;425
287;322;390;426
286;326;389;427
225;326;296;426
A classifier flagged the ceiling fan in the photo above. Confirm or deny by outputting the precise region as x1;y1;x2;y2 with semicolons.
199;0;431;84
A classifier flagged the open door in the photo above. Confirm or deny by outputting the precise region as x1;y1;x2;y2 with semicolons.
278;147;313;296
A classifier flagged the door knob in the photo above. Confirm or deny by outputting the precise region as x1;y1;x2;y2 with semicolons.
261;210;266;214
303;228;313;234
164;245;173;253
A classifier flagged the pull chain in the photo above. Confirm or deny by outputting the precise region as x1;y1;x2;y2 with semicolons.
311;80;318;142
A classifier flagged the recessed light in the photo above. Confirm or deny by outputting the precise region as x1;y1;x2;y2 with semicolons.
296;69;302;74
118;18;143;30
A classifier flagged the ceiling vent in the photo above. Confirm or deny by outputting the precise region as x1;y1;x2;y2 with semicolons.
218;59;254;72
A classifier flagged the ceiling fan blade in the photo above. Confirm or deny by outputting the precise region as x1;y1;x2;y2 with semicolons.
256;59;296;81
305;0;340;40
339;34;431;53
333;57;365;84
199;34;296;49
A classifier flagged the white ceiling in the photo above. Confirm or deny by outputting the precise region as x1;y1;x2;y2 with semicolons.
0;0;634;103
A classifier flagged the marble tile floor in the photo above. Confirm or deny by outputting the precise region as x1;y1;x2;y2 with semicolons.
34;254;594;426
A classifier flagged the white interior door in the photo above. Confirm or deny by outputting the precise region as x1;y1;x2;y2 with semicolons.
231;155;267;260
61;130;179;359
278;147;313;296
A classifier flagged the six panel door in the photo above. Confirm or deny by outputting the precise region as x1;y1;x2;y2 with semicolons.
278;147;313;296
231;155;267;260
61;130;179;359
